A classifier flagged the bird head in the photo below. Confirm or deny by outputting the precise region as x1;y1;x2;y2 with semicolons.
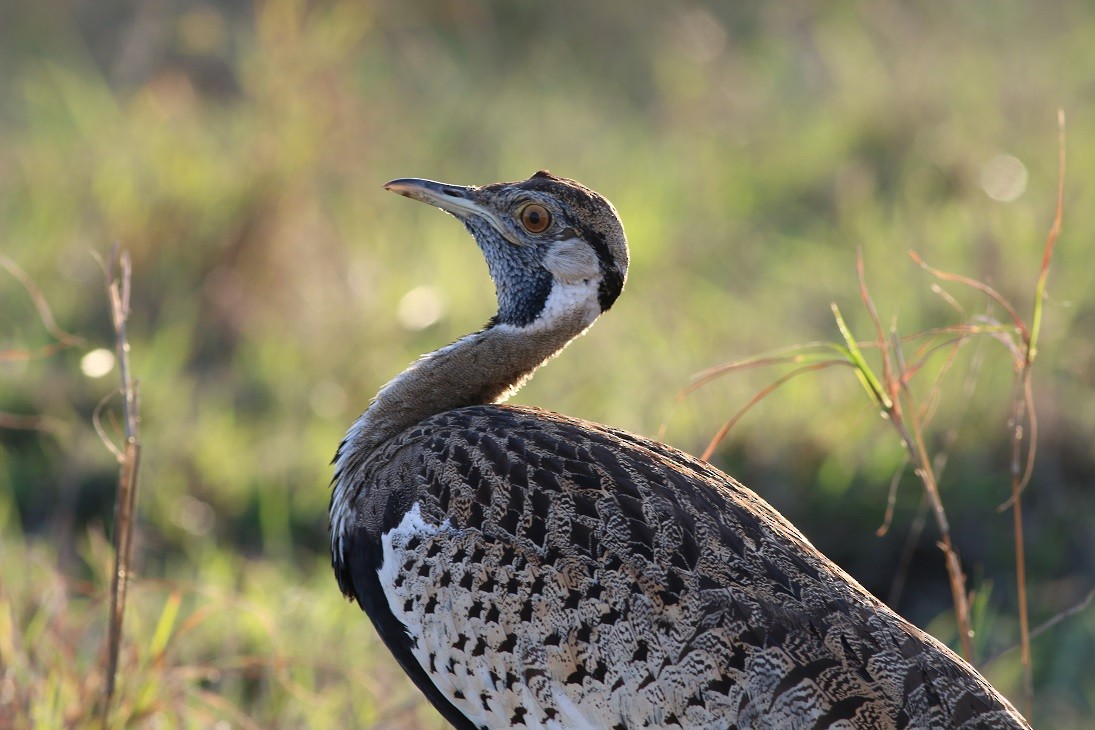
384;170;629;329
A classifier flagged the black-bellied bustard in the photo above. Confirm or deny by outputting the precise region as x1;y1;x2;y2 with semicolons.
330;171;1029;729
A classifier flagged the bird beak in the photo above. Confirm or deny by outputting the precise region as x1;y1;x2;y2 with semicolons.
383;178;481;218
383;178;521;244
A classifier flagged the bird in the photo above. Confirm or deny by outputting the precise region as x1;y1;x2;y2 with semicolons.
329;171;1030;729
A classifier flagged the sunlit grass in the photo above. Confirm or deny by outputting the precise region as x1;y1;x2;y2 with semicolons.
0;528;446;728
1;0;1093;726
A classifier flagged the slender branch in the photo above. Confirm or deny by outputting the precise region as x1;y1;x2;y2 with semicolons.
0;342;80;363
0;255;84;349
982;589;1094;667
908;251;1028;348
857;250;896;406
699;360;849;462
684;343;848;396
887;494;928;609
679;114;1068;711
658;343;846;440
0;412;67;433
1027;108;1066;363
998;109;1065;718
876;455;909;538
1009;392;1032;717
100;247;143;728
855;254;974;660
892;389;974;660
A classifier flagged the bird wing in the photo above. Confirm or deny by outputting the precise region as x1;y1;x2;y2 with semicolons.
337;404;1027;730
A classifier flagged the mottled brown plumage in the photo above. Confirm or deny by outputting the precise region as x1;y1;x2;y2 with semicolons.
331;172;1029;729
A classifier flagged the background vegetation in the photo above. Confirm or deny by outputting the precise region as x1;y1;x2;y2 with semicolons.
1;0;1092;726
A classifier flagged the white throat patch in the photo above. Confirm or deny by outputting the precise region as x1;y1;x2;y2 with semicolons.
495;276;601;335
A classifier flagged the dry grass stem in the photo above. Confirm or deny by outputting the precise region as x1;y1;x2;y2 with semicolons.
678;113;1070;712
1003;107;1065;717
98;246;143;728
0;255;83;350
1;255;84;437
983;589;1094;667
699;361;848;462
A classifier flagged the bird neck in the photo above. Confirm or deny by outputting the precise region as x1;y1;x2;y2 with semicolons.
339;280;601;467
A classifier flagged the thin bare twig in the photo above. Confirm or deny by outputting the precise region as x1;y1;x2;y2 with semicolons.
903;110;1066;713
875;455;909;538
93;390;126;462
100;246;143;728
1027;108;1067;364
699;360;849;462
682;343;848;398
0;255;84;349
887;494;928;609
0;412;67;433
658;344;844;440
908;252;1028;348
1003;108;1066;718
982;589;1093;667
1007;376;1033;716
678;114;1070;717
1;256;83;438
854;253;974;660
0;342;80;363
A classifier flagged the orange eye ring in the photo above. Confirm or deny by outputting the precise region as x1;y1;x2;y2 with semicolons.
519;203;551;234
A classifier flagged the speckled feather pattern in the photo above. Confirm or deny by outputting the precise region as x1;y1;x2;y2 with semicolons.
334;171;1027;729
335;404;1028;730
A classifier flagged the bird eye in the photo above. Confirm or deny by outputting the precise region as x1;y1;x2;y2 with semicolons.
519;204;551;234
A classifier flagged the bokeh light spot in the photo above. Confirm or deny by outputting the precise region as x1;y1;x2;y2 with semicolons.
172;496;215;537
980;154;1028;202
396;285;446;331
80;348;115;378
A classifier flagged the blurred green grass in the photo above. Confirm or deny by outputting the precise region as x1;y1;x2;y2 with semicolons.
1;0;1093;726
